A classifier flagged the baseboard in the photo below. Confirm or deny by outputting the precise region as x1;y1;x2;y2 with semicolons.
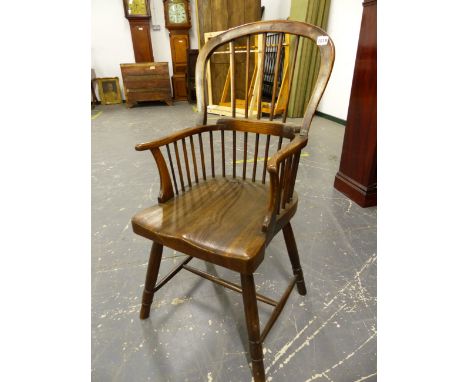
315;111;346;126
334;171;377;207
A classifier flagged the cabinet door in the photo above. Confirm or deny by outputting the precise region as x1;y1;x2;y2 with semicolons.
170;34;189;74
172;74;188;99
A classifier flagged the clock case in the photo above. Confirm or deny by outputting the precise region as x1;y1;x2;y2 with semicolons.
163;0;191;30
122;0;154;62
163;0;192;100
122;0;151;19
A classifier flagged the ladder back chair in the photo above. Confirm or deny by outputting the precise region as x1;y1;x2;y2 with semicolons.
131;20;334;382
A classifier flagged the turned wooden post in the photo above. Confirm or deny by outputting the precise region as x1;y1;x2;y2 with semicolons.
140;242;164;319
241;273;266;382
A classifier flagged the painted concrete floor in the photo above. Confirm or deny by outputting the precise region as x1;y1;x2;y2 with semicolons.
92;102;377;382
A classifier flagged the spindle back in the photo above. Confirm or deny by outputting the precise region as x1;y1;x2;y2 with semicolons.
195;20;335;135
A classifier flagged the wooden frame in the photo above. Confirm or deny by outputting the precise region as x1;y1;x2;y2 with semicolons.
97;77;122;105
132;20;335;382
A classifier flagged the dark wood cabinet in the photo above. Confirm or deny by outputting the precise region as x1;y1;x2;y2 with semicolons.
120;62;172;107
186;49;199;103
334;0;377;207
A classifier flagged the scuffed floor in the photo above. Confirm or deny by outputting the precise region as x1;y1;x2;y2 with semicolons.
92;102;377;382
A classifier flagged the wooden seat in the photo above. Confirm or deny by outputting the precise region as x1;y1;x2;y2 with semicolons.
133;177;298;273
131;20;335;382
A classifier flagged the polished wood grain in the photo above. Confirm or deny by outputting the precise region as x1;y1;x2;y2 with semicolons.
132;20;335;382
334;0;376;207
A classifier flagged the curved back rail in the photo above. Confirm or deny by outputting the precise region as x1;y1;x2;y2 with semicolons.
195;20;335;136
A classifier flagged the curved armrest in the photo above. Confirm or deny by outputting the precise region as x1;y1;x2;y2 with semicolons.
135;124;223;151
262;135;308;233
135;124;224;203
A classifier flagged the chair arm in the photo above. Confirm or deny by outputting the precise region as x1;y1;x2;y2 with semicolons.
262;135;308;233
135;124;223;203
135;124;223;151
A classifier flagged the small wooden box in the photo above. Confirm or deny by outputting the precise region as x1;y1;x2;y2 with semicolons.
120;62;173;107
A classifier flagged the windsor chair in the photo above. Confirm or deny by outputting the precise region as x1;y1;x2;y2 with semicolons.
131;20;334;382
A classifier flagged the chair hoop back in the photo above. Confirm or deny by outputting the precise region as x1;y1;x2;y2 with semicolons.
195;20;335;135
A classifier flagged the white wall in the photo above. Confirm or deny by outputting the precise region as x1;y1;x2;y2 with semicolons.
91;0;134;97
91;0;199;100
262;0;291;21
317;0;363;120
91;0;360;118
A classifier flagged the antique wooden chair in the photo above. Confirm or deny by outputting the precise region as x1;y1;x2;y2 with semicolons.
131;20;334;382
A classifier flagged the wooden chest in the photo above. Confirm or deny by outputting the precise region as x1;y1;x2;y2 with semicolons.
120;62;173;107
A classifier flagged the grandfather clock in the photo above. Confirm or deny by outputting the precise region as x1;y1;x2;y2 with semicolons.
163;0;191;100
123;0;154;62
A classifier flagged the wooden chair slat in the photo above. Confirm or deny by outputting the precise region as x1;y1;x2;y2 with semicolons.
245;35;250;118
198;133;207;180
221;130;226;177
232;130;237;178
252;133;259;182
182;138;192;187
189;136;199;183
173;141;185;192
257;33;267;120
243;132;248;180
269;33;284;121
262;134;271;184
282;35;300;123
209;130;215;177
230;41;236;118
165;144;179;195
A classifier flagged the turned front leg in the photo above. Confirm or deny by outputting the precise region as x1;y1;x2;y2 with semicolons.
241;273;266;382
140;242;163;319
283;222;307;295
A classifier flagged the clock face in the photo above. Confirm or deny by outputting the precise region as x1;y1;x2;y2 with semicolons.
127;0;148;16
168;2;187;24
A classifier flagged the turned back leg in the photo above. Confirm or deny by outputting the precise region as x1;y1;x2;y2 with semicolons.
140;241;164;319
282;222;307;295
241;273;266;382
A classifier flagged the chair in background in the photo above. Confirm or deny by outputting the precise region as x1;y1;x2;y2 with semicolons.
131;20;335;382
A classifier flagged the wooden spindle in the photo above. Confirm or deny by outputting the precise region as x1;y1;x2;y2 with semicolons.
173;141;185;192
209;130;215;177
165;144;178;195
230;41;236;118
277;160;286;214
282;156;293;209
245;35;250;118
221;130;226;177
257;33;267;120
181;138;192;187
277;136;283;151
288;151;301;201
269;33;284;121
252;133;259;182
282;35;300;123
233;130;236;178
262;134;271;184
242;132;248;180
198;133;207;180
189;135;199;183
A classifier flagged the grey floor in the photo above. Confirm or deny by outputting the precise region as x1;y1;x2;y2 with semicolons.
92;102;377;382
